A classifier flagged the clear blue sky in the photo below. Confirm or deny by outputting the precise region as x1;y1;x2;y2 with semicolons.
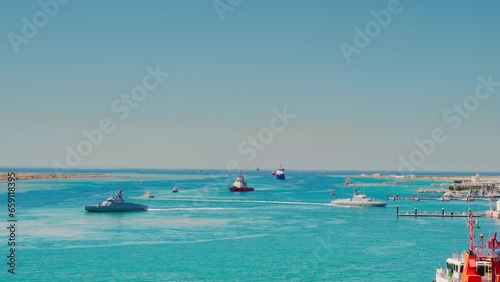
1;0;499;172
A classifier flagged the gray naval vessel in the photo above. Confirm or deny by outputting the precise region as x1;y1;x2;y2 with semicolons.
85;189;148;212
331;188;387;207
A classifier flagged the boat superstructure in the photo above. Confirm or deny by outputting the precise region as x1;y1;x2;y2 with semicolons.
435;210;500;282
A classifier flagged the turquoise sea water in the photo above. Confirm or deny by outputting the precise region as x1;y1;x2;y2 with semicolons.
1;169;498;281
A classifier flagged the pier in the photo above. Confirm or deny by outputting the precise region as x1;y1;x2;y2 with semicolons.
396;206;483;218
387;194;438;201
416;188;447;194
387;194;479;202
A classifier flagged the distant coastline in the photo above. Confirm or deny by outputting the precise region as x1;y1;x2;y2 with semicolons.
0;172;113;181
3;169;500;183
360;173;500;183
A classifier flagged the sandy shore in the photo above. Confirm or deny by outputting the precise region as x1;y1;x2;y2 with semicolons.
0;172;112;181
412;175;500;182
362;174;500;183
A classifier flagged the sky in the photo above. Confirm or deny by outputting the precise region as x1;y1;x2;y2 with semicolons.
0;0;499;172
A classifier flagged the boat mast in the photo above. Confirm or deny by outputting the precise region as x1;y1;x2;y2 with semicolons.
468;209;475;252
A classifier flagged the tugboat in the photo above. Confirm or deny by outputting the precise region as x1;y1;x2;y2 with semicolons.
435;210;500;282
172;186;179;193
228;171;254;192
331;188;387;207
276;165;286;180
142;190;154;198
85;189;148;212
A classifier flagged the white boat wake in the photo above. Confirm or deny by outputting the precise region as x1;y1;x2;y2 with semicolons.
147;207;240;211
158;198;331;207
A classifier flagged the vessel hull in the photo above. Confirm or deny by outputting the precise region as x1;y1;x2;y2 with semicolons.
331;199;387;207
85;203;148;212
228;187;255;192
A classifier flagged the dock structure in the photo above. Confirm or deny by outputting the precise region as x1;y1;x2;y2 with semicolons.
416;188;447;194
396;206;483;218
387;194;437;201
486;210;500;219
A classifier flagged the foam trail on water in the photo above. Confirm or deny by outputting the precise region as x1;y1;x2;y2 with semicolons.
159;198;331;207
148;207;239;211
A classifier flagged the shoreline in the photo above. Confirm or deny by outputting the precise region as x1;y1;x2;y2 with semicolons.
0;172;113;181
411;175;500;182
361;174;500;184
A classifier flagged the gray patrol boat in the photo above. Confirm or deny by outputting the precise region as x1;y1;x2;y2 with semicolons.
85;189;148;212
331;188;387;207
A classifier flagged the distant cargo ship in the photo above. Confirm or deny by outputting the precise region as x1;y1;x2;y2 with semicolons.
276;165;286;180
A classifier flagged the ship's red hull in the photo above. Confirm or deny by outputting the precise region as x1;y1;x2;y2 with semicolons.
228;187;254;192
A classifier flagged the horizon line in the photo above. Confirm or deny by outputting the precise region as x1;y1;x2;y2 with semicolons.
1;166;499;175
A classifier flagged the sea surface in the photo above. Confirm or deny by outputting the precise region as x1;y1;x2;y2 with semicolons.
1;169;499;281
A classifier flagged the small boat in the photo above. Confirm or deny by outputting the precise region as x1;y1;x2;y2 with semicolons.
256;167;260;171
486;199;500;218
142;190;154;198
276;165;286;180
172;186;179;193
228;171;254;192
461;195;474;202
331;188;387;207
387;194;398;201
271;170;276;176
437;195;451;201
435;210;500;282
331;188;335;196
85;189;148;212
141;179;144;184
341;177;356;186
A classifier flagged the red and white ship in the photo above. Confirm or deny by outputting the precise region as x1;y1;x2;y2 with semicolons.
228;171;254;192
435;210;500;282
